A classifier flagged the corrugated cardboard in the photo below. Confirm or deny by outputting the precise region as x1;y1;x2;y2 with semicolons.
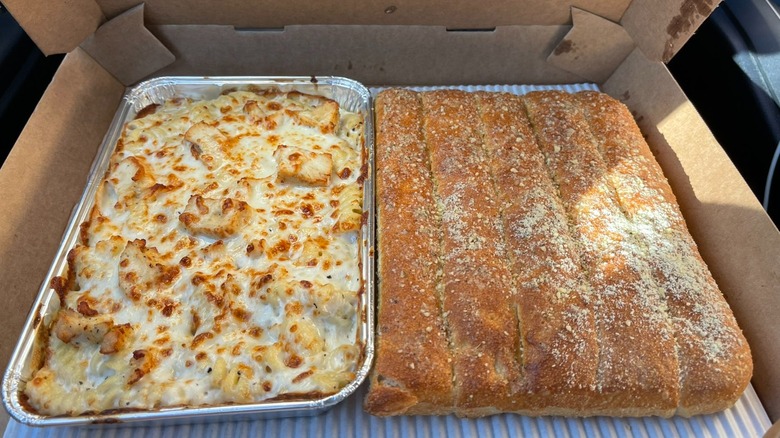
2;0;780;426
547;8;635;82
80;4;175;86
621;0;719;62
150;25;582;85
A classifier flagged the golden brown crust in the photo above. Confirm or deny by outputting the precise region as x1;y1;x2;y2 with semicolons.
573;91;752;416
367;88;752;418
475;91;599;411
421;90;523;416
365;89;454;416
524;90;679;415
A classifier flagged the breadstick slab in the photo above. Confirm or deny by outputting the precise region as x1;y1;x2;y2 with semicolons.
366;88;752;418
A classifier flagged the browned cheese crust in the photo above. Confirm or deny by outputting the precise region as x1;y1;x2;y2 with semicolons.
365;88;752;418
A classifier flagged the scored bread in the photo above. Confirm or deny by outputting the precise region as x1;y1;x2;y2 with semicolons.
366;88;752;418
365;89;454;415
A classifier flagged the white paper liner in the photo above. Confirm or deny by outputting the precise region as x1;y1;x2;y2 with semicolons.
4;83;770;437
2;384;771;437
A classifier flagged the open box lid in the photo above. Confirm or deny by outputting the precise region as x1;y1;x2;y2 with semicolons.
3;0;780;428
3;0;720;85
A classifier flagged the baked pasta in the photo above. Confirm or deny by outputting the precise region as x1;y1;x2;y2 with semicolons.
366;88;752;418
24;89;366;415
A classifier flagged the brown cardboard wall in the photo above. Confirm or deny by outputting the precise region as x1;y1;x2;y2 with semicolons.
96;0;630;27
547;8;635;82
148;25;585;85
80;4;175;85
0;49;125;369
622;0;720;62
604;49;780;420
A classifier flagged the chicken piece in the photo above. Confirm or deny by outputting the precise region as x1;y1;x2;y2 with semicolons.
179;195;253;239
243;100;268;124
118;239;181;301
274;145;332;186
52;309;112;344
290;100;340;134
100;323;134;354
184;122;226;170
127;348;159;385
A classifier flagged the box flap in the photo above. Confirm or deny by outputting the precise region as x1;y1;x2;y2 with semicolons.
604;49;780;420
80;4;175;85
97;0;630;27
5;0;718;65
149;24;584;85
2;0;104;55
547;8;635;83
621;0;721;62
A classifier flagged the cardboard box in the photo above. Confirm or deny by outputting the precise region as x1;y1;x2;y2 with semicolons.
2;0;780;425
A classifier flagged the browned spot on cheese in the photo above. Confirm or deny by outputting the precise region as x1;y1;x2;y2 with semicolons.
100;323;133;355
191;311;201;335
231;307;251;321
285;354;303;368
192;274;207;286
77;299;99;317
128;349;158;385
285;301;304;315
159;266;180;286
191;332;214;348
135;104;159;119
267;239;291;258
293;370;314;383
50;276;69;303
252;273;273;289
248;327;263;338
162;303;175;317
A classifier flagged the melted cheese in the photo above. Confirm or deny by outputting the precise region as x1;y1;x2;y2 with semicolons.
25;90;365;415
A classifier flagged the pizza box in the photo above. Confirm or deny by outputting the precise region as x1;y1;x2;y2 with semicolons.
1;0;779;434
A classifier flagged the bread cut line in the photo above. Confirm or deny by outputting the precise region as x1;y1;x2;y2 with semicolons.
366;88;752;418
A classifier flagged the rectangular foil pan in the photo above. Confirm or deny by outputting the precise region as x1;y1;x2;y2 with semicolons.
2;76;375;427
